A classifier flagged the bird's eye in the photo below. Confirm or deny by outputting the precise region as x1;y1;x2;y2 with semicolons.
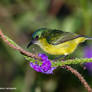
35;36;39;40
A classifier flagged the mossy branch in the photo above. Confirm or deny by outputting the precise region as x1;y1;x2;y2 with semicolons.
0;29;92;92
52;58;92;67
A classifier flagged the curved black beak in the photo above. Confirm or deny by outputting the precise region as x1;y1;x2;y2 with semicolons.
27;41;33;48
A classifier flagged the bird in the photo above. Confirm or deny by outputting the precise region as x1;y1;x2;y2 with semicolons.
27;28;92;56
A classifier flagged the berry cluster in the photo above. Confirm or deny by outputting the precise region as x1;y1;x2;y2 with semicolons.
29;53;56;74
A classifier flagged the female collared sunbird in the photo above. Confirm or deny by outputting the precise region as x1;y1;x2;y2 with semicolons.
27;28;92;56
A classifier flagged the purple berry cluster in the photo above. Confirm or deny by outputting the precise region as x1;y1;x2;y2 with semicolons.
29;53;56;74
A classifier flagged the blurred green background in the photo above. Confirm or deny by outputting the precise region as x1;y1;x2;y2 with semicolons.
0;0;92;92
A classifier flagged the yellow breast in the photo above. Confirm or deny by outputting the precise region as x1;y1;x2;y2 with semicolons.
38;37;86;55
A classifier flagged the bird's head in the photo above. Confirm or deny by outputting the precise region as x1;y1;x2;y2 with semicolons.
27;28;47;48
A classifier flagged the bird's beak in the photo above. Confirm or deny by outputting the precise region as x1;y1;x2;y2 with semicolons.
27;40;33;48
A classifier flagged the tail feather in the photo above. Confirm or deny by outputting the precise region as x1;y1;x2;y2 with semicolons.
86;37;92;40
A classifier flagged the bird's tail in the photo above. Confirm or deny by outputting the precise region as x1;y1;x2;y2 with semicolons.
86;37;92;40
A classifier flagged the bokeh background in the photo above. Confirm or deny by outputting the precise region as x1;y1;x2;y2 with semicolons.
0;0;92;92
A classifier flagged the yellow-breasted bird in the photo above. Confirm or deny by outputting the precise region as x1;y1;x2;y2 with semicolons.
27;28;92;56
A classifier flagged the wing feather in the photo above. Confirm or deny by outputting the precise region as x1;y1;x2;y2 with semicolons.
46;30;82;45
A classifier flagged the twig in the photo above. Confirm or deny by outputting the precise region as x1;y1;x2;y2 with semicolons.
0;29;40;60
64;66;92;92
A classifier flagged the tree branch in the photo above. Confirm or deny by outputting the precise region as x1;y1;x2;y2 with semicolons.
0;29;40;60
64;66;92;92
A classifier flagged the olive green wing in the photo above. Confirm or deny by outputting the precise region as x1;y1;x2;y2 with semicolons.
46;30;81;45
